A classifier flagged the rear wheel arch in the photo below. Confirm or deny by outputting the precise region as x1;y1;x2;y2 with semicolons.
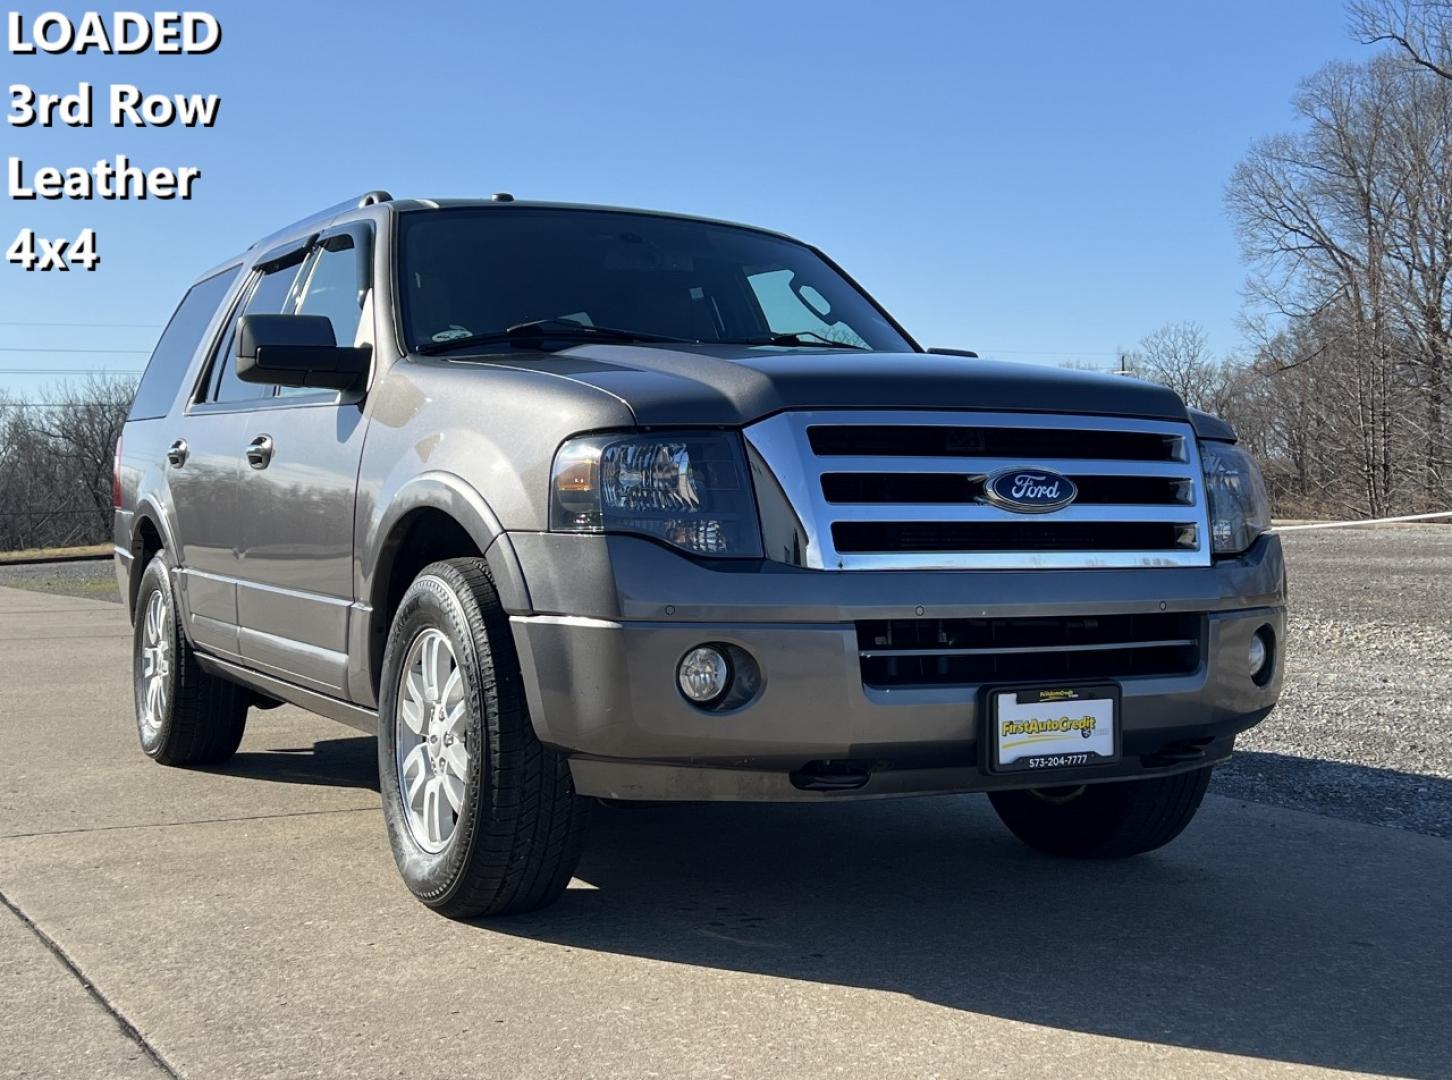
128;505;172;620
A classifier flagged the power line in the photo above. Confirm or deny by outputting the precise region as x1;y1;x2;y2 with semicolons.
0;347;150;354
0;320;158;328
979;348;1124;356
0;369;142;375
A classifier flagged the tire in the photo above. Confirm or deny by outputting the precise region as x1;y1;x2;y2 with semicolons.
377;558;588;918
987;766;1212;858
132;553;249;766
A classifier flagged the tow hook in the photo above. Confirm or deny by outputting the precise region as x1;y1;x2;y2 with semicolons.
790;760;873;792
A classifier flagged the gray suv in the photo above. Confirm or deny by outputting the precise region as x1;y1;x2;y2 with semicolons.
115;192;1285;916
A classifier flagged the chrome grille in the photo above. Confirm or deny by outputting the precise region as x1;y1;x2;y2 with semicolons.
743;410;1211;570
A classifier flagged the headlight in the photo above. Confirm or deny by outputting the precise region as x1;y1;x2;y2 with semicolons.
1200;440;1270;555
550;431;762;557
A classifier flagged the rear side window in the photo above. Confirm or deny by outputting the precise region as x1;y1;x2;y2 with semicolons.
128;267;240;420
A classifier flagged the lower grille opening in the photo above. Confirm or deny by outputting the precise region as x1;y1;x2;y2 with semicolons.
833;520;1196;553
858;613;1204;688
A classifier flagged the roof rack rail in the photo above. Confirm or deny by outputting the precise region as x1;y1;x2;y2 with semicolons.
250;190;394;252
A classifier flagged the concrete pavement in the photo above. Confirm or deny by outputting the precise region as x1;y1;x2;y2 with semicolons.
1;583;1448;1079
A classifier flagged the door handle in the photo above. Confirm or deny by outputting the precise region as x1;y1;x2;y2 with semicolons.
166;439;188;467
246;434;274;470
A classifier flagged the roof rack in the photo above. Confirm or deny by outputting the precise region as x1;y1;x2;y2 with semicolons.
251;190;394;252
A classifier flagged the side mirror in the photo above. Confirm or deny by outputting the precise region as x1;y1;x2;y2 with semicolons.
236;314;371;390
926;347;979;358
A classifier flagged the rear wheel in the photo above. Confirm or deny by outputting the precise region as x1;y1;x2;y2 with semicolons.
132;553;249;766
988;767;1212;858
378;558;588;918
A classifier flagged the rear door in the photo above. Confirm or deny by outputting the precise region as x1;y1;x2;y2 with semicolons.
234;223;374;696
171;245;311;657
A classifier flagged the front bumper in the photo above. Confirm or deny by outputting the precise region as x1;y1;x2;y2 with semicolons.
507;531;1286;801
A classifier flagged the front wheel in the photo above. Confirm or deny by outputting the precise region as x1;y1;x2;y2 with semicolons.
377;558;588;918
988;767;1212;858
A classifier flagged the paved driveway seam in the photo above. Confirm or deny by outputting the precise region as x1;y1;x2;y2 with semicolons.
0;805;376;842
0;887;182;1080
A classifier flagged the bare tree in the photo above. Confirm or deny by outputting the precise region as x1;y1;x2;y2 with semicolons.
1352;1;1452;78
0;376;135;551
1224;52;1452;516
1131;322;1223;411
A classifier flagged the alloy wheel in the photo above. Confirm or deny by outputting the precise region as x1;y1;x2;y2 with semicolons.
395;628;470;853
137;588;171;739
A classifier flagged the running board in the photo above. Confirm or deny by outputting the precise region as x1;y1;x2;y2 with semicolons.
194;653;378;734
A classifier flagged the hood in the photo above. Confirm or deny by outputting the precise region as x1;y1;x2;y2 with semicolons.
456;344;1190;426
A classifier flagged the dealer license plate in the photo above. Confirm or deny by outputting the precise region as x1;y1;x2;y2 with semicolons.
988;684;1120;773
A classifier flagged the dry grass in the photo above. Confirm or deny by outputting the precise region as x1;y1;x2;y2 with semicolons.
0;544;111;565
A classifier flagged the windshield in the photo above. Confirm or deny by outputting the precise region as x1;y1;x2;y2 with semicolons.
397;207;914;354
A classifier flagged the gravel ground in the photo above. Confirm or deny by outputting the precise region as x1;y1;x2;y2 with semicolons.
1215;525;1452;838
0;558;121;602
3;529;1448;836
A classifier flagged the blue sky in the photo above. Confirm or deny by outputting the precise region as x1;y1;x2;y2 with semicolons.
1;0;1370;399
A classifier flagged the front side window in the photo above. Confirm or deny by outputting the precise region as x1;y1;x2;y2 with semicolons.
397;208;911;354
296;235;365;347
210;258;306;403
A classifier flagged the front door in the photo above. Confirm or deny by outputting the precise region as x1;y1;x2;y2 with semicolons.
234;225;374;696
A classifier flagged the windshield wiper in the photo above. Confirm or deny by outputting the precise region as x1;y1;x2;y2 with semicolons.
415;319;691;355
716;331;869;350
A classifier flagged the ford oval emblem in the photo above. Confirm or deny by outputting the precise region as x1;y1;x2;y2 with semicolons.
982;467;1078;514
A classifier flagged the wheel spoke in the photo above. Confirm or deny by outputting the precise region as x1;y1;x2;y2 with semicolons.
442;739;469;780
444;699;468;736
401;744;429;808
432;646;453;705
440;667;462;707
399;696;426;736
420;634;437;700
423;778;450;844
440;771;465;814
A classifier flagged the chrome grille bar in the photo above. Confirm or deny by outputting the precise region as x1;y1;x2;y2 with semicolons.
813;456;1197;478
743;410;1212;571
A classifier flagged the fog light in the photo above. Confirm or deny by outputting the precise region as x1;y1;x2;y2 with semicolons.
1249;627;1273;683
678;646;731;704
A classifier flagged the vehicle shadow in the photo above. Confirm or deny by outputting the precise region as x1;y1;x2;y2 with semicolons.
497;789;1450;1078
222;736;380;792
220;738;1451;1075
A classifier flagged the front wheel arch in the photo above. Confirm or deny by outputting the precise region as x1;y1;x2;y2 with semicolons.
361;475;531;703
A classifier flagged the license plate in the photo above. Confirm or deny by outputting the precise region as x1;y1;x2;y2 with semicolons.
988;684;1120;773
